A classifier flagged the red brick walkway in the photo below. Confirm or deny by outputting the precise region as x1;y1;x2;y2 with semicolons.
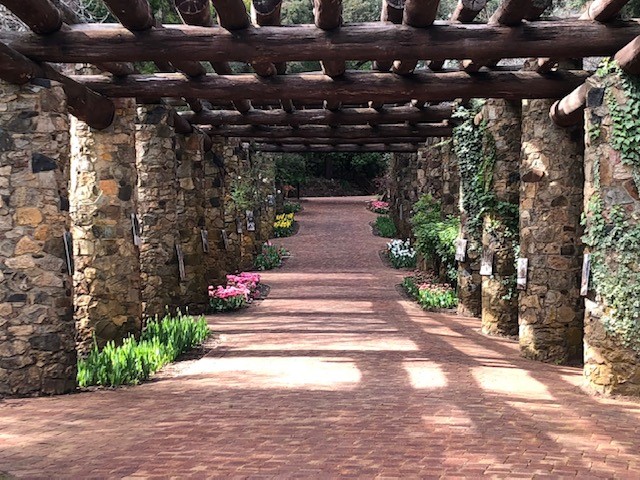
2;196;640;478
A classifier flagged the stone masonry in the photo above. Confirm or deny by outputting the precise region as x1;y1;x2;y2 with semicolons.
519;99;584;364
0;80;76;396
388;152;418;239
202;141;227;287
136;105;181;319
480;100;521;337
70;98;142;354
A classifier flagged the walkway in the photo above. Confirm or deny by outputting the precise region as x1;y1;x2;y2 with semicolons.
2;196;640;478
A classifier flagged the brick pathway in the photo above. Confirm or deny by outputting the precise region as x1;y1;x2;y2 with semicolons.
2;196;640;479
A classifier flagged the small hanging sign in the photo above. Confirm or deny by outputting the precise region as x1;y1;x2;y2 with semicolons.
455;238;468;262
221;229;230;250
63;230;74;275
581;253;591;296
246;209;256;232
479;249;494;276
267;194;275;207
131;213;142;246
176;244;186;281
517;258;528;290
235;217;243;234
200;228;209;253
399;204;404;220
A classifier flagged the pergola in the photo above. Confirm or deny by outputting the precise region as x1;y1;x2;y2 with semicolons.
0;0;639;152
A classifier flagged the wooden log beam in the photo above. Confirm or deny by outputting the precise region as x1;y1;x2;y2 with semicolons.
254;143;420;152
251;0;285;73
314;0;346;77
182;104;452;126
6;21;640;65
614;35;640;74
246;136;440;143
0;42;114;129
374;0;405;72
203;123;452;139
393;0;441;75
525;0;552;21
101;0;155;31
0;0;62;34
72;70;590;103
549;82;588;127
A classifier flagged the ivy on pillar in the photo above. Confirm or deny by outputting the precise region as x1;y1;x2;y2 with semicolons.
0;80;76;396
519;99;584;364
70;98;142;354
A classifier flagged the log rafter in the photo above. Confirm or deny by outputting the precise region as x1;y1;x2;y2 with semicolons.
253;143;421;152
392;0;441;75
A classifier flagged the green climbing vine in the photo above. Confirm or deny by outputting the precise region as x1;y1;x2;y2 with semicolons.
582;59;640;354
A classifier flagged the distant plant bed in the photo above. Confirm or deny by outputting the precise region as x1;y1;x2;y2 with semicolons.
273;212;297;237
281;201;302;214
402;274;458;311
208;272;263;313
385;239;417;269
255;242;290;270
372;215;397;238
77;312;210;388
367;199;389;215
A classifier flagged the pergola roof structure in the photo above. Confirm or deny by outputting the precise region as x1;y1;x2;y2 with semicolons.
1;0;638;152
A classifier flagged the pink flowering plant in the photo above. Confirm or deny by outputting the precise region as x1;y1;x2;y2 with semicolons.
208;272;262;312
367;199;390;215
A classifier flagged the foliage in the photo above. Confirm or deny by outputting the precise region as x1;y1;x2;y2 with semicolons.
77;313;209;387
580;60;640;354
229;175;260;211
386;239;417;269
402;276;458;310
282;201;302;214
273;213;296;237
374;215;397;238
209;272;261;312
275;154;308;186
410;194;460;283
254;242;289;270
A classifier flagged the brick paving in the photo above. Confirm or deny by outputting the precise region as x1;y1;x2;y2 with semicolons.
2;196;640;479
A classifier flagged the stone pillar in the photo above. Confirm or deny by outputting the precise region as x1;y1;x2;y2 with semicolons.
441;140;460;218
221;138;245;273
519;99;584;364
203;141;226;286
70;99;142;354
457;213;482;317
388;152;418;239
0;80;76;396
135;105;180;318
582;69;640;396
176;133;208;312
481;100;521;336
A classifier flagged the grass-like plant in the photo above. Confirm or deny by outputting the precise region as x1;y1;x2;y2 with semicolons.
402;276;457;310
375;215;397;238
254;242;289;270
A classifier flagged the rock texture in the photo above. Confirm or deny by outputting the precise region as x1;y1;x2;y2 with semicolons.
0;80;76;396
388;152;418;239
70;98;142;354
202;142;227;287
481;100;521;337
519;99;584;365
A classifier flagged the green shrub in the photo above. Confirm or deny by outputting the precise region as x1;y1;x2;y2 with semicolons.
282;201;302;214
375;215;397;238
402;276;458;310
77;312;209;388
255;243;289;270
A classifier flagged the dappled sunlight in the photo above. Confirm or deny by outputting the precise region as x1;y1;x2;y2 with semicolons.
472;366;554;400
175;356;362;390
403;361;448;389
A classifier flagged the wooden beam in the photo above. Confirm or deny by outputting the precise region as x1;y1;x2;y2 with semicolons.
374;0;405;72
489;0;534;26
0;0;62;34
314;0;345;77
0;42;114;129
246;136;440;143
101;0;155;31
525;0;552;21
393;0;441;75
614;35;640;74
72;70;590;103
254;143;420;152
251;0;285;73
549;82;588;127
6;21;640;65
203;124;452;139
182;104;452;126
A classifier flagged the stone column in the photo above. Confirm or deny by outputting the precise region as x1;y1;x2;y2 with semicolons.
70;99;142;354
519;99;584;364
481;99;521;336
456;209;482;318
136;105;180;319
582;70;640;396
0;80;76;396
203;141;226;286
221;138;244;273
441;140;460;218
388;152;418;239
176;133;208;312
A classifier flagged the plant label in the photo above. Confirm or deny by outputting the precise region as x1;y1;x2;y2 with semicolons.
480;249;494;276
267;194;275;207
399;204;404;220
236;217;243;234
246;210;256;232
200;228;209;253
455;238;468;262
517;258;528;290
63;230;74;275
221;229;230;250
176;244;186;281
581;253;591;296
131;213;142;246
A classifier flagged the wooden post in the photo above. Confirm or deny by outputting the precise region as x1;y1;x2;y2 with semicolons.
314;0;346;78
393;0;441;75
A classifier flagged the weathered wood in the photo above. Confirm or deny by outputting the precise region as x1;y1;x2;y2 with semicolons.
182;104;453;126
374;0;405;72
314;0;345;77
102;0;155;31
549;82;588;127
585;0;630;22
171;109;195;134
204;124;451;139
255;143;420;152
10;21;639;65
252;0;283;23
0;42;114;129
280;99;295;112
0;0;62;34
614;35;640;75
247;136;441;143
524;0;552;21
174;0;215;26
72;70;590;103
489;0;534;26
393;0;441;75
324;99;343;111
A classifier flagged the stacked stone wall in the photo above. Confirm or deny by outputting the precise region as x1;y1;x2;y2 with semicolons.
0;81;76;396
203;142;227;286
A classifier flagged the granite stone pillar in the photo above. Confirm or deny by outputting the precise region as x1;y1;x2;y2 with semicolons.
388;152;418;239
0;80;76;396
481;100;521;337
519;99;584;364
136;105;180;318
70;98;142;354
203;140;226;286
